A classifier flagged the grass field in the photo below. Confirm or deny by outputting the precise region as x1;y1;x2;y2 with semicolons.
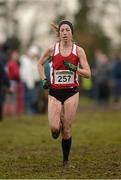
0;101;121;179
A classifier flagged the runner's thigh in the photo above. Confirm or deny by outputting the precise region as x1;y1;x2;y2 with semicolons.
64;93;79;124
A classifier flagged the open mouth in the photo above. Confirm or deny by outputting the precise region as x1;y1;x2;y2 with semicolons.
63;36;68;40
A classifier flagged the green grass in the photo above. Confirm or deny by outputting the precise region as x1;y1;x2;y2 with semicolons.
0;109;121;178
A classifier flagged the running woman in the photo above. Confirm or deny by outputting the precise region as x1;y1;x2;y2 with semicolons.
38;20;91;167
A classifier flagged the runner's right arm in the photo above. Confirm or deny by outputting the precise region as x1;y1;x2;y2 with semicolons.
38;46;53;80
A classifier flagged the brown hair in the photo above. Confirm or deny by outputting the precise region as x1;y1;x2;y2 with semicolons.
51;20;73;37
50;23;59;36
58;20;73;34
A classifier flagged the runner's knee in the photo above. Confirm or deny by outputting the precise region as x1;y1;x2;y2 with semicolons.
62;126;71;139
51;127;60;139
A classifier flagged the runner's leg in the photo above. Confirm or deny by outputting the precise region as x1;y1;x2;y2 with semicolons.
48;95;62;139
63;92;79;139
61;93;79;164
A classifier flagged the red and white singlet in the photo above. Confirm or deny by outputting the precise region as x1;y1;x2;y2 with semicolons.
49;42;80;89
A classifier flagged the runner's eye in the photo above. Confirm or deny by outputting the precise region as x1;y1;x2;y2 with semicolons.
66;28;70;32
60;28;70;33
60;29;64;33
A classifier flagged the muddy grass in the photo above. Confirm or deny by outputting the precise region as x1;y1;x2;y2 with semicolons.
0;109;121;179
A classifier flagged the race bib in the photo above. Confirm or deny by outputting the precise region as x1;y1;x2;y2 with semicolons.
54;70;74;84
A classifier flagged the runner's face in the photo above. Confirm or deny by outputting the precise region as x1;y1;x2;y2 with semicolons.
59;24;72;42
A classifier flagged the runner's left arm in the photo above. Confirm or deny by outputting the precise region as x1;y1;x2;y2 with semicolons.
76;47;91;78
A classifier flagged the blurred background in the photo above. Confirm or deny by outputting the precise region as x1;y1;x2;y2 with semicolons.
0;0;121;119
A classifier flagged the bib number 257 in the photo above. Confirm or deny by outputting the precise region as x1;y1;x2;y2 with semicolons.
58;75;71;83
54;70;74;84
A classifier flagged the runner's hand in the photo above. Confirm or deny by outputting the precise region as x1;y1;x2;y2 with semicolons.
63;60;77;72
42;79;50;89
